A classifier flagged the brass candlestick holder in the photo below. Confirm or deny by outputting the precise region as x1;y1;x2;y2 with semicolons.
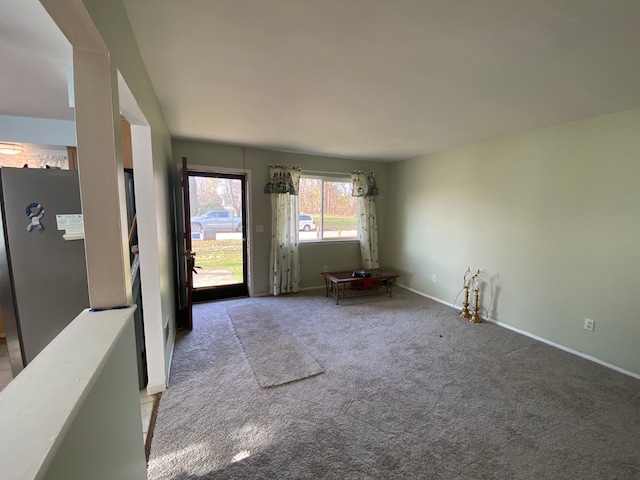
459;267;471;319
469;270;482;323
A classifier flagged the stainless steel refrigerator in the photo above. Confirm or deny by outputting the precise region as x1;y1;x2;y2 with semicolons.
0;167;89;377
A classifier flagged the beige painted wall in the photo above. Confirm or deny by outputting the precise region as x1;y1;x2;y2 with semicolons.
388;108;640;375
173;140;390;294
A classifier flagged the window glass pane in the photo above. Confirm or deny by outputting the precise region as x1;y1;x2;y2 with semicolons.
323;180;357;239
299;177;321;240
299;176;357;241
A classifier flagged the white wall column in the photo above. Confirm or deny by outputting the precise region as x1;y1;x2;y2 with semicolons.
131;124;168;393
73;46;131;308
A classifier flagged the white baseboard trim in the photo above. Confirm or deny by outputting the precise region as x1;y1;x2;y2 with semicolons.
253;286;324;296
397;283;640;381
398;283;460;310
146;381;167;396
483;317;640;380
164;345;174;391
301;285;325;292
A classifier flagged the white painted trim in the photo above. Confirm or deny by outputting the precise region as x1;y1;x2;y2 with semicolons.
73;46;132;308
40;0;108;53
163;314;174;388
397;283;459;309
482;316;640;380
396;283;640;381
300;285;325;292
299;239;360;245
118;71;168;393
252;286;323;296
145;381;167;396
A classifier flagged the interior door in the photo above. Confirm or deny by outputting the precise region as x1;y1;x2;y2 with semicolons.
188;171;248;302
179;156;194;330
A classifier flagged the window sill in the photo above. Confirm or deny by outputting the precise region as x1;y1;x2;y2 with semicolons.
300;238;360;245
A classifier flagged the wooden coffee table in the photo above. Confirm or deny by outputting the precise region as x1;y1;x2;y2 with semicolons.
321;269;399;304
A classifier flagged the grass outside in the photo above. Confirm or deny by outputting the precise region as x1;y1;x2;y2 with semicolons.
193;239;243;283
313;214;357;231
192;216;355;283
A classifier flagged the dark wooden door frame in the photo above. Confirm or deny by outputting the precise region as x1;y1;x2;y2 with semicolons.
179;156;194;330
189;170;249;303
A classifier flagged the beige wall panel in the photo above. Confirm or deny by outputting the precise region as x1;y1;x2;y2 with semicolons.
388;108;640;375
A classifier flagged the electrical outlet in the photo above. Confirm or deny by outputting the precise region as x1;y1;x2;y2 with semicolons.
584;318;595;332
323;265;328;272
432;275;437;282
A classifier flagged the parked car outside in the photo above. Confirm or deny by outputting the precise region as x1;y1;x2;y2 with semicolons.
299;214;316;231
191;210;242;236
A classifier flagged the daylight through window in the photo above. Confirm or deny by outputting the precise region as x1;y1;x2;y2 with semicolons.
298;175;357;241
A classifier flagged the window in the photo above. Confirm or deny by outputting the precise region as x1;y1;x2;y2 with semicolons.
298;175;357;241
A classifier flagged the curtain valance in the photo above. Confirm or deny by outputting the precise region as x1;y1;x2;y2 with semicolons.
264;164;301;195
351;170;379;197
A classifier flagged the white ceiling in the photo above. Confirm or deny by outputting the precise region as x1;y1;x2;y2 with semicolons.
0;0;73;121
4;1;640;161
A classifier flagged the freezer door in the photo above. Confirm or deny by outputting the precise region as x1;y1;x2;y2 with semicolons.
0;168;89;374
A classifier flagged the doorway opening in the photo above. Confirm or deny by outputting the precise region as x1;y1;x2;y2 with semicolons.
188;171;248;302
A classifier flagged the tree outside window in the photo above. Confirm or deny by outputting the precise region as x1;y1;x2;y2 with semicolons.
298;175;357;241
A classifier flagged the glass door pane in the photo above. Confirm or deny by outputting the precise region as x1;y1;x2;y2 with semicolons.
188;174;246;292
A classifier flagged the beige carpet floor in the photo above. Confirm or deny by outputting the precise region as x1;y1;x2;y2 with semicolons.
148;288;640;479
226;304;324;387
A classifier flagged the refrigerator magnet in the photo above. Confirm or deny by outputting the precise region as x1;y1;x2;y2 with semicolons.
26;202;45;232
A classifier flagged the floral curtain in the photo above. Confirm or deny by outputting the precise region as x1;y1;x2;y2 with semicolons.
264;164;301;295
352;170;379;269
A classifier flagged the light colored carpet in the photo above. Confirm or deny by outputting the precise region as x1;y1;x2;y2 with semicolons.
227;304;324;387
148;288;640;479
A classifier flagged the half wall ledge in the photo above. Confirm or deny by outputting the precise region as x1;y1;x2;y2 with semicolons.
0;306;147;480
